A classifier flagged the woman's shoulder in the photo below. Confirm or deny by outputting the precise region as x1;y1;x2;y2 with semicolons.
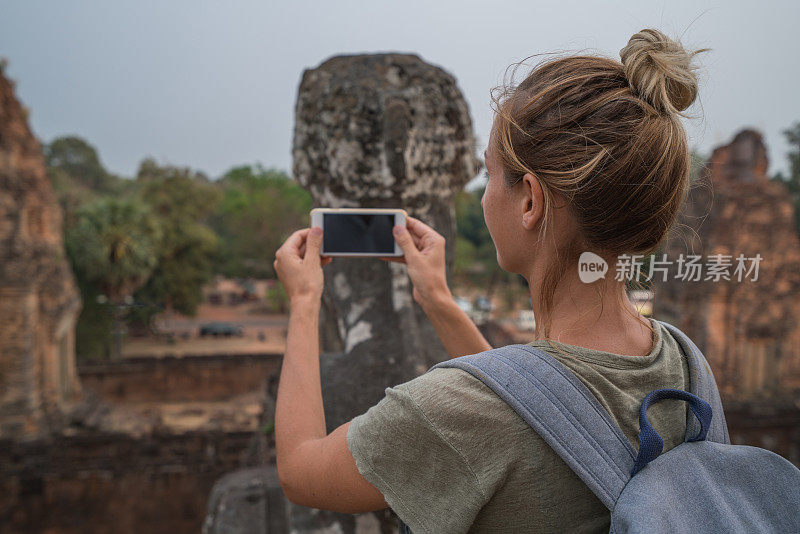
352;366;512;436
385;366;516;435
401;365;539;453
404;365;503;406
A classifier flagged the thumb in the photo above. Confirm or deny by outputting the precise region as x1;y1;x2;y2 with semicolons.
304;226;323;265
393;225;419;259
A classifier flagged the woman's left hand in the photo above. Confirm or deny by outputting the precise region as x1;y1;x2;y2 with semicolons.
274;226;333;304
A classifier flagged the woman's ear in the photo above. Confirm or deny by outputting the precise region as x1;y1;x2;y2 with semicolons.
521;172;543;230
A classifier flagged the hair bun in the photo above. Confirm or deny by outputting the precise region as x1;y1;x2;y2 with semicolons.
620;28;708;115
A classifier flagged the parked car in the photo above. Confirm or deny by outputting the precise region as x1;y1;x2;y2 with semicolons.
199;322;244;337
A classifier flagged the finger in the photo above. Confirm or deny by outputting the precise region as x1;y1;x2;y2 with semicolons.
406;216;436;240
282;228;311;258
321;256;333;267
409;217;445;252
303;226;323;266
393;225;420;260
407;218;439;250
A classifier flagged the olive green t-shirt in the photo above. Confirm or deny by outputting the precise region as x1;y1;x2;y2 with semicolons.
346;318;691;533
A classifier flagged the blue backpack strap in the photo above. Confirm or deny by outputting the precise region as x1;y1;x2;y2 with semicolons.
428;345;636;510
654;319;731;445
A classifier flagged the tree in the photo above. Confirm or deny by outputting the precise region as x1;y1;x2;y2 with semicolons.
212;164;312;278
453;185;524;304
44;136;120;193
129;158;221;326
66;198;161;360
689;148;708;183
771;122;800;236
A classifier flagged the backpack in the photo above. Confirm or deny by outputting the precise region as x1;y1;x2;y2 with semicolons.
396;318;800;533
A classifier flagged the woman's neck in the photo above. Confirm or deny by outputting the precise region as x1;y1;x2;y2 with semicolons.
528;272;654;357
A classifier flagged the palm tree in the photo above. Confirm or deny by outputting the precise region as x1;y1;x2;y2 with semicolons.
66;198;161;360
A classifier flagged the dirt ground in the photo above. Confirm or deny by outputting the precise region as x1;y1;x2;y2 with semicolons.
123;302;289;358
122;291;534;358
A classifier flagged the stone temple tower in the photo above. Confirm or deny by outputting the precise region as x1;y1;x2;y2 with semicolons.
654;129;800;399
0;67;82;439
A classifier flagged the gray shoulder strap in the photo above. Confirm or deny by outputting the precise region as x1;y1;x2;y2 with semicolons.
428;345;636;510
654;319;731;444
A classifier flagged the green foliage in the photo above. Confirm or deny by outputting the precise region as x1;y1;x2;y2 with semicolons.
66;197;161;361
47;166;97;230
454;187;510;287
689;148;708;183
455;187;490;250
260;419;275;436
45;135;317;358
66;197;161;302
211;164;312;278
44;136;129;233
770;122;800;236
44;136;122;194
73;282;114;363
265;282;288;313
453;235;478;273
129;159;221;323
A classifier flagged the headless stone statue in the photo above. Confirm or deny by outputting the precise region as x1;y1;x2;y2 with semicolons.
290;52;480;533
206;52;479;533
293;52;479;422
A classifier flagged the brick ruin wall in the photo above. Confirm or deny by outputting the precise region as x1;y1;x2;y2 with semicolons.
654;129;800;400
0;69;82;439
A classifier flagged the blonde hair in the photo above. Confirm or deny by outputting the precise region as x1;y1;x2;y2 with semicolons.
489;28;710;339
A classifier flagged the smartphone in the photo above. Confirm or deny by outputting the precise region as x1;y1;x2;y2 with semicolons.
310;208;407;257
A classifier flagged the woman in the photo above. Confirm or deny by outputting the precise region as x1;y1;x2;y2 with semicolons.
273;28;710;533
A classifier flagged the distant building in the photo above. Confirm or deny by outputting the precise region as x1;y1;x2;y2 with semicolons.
204;276;264;305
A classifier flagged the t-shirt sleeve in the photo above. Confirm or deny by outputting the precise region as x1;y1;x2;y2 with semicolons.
346;379;487;534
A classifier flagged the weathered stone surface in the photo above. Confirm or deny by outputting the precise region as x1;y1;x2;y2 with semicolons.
295;53;478;532
1;429;256;533
293;52;479;421
654;129;800;399
0;68;82;438
206;53;480;533
292;53;478;215
203;467;289;534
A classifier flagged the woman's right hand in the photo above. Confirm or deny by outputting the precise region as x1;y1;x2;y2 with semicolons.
380;216;451;306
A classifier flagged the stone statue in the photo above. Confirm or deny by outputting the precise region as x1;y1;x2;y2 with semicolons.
205;53;480;533
290;52;480;533
292;52;480;426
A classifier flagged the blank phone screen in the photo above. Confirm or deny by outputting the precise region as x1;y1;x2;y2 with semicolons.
323;213;395;253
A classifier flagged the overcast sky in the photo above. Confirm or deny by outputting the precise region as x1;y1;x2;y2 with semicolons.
2;0;798;187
